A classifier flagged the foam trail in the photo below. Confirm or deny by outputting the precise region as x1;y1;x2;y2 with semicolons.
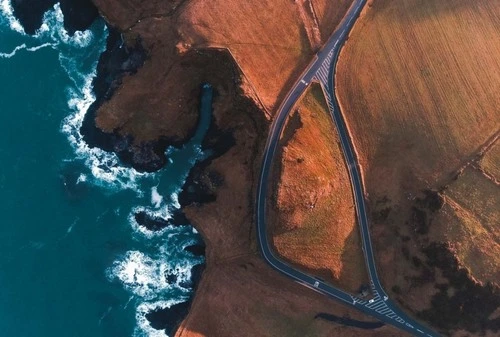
27;42;54;52
0;43;26;58
0;42;56;58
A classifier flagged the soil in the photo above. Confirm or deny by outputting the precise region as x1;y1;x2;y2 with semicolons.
336;0;500;335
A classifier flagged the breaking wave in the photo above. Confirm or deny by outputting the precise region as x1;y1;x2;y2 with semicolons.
1;2;145;190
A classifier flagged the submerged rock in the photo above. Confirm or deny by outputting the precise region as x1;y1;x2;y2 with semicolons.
184;243;205;257
134;210;189;231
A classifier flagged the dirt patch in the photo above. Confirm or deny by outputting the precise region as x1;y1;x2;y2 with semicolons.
269;83;368;294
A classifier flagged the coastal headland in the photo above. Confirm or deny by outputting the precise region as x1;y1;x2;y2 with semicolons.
10;0;499;336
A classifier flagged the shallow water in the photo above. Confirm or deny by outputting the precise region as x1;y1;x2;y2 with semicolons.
0;3;205;336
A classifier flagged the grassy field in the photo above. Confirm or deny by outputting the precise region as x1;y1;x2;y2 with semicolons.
269;84;368;294
434;167;500;284
335;0;500;331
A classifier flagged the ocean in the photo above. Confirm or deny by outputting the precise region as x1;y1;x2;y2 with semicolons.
0;3;205;336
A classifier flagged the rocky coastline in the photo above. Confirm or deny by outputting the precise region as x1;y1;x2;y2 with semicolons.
11;0;98;34
10;1;212;335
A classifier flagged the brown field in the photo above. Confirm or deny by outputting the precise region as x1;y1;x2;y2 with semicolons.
269;84;367;293
177;0;351;112
91;0;351;145
176;256;408;337
337;0;500;187
336;0;500;276
481;140;500;180
336;0;500;333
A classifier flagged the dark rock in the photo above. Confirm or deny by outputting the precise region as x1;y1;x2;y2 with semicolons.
145;301;191;336
165;270;177;285
11;0;98;35
184;243;205;257
11;0;57;34
79;28;178;173
134;210;189;231
178;163;218;206
59;0;98;35
179;117;235;206
412;256;422;268
201;116;236;156
179;263;205;290
147;263;205;336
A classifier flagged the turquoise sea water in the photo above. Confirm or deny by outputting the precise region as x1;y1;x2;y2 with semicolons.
0;3;204;336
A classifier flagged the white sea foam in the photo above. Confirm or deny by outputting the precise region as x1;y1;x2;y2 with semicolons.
151;187;163;208
36;4;93;47
0;0;25;33
170;191;181;210
76;173;87;184
62;74;152;192
0;43;25;57
108;250;193;300
1;2;143;191
109;248;198;337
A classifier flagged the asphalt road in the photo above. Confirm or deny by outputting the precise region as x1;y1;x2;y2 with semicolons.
255;1;441;336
